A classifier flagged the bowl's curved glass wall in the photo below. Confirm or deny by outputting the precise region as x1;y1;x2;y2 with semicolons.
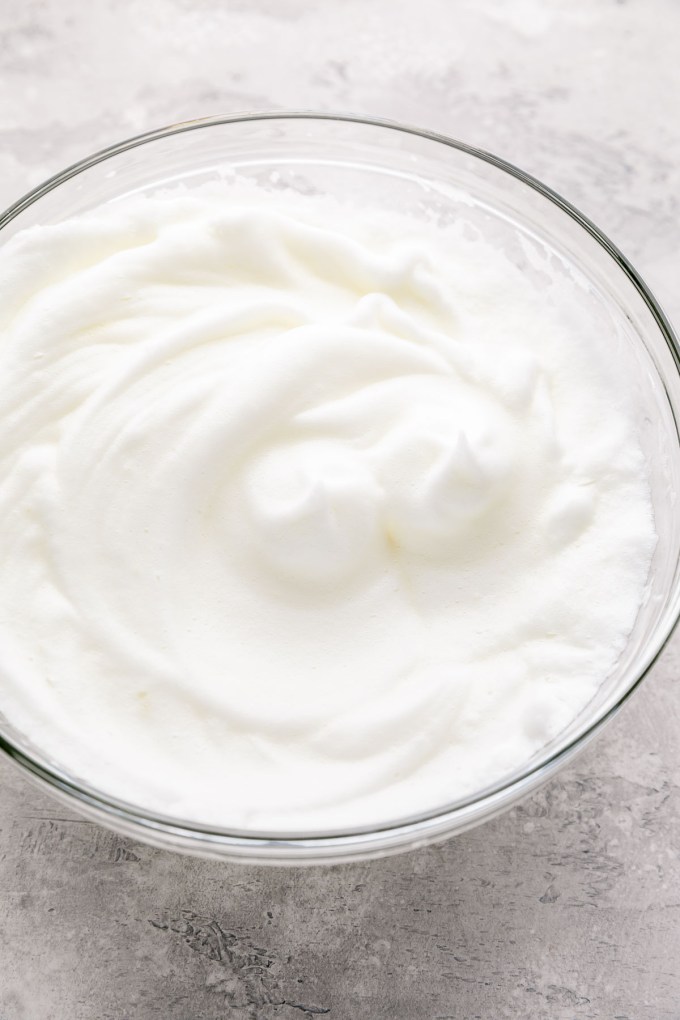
0;114;678;863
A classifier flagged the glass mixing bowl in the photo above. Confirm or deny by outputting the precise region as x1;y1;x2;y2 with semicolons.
0;113;679;864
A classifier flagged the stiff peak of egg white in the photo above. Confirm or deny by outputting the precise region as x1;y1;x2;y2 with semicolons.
0;188;655;829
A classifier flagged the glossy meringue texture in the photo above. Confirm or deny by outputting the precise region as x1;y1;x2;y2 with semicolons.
0;183;656;831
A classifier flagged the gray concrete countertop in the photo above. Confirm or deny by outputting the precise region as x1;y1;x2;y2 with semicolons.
1;2;679;1017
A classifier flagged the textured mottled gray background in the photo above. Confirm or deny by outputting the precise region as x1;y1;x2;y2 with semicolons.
1;1;680;1017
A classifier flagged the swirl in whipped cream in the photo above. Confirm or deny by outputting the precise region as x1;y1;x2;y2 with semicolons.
0;188;656;829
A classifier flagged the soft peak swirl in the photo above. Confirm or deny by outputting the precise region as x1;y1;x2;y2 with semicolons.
245;441;383;585
0;188;656;830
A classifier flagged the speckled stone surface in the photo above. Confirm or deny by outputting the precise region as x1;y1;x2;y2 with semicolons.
1;2;680;1017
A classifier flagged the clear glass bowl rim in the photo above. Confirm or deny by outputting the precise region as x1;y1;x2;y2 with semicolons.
1;110;678;862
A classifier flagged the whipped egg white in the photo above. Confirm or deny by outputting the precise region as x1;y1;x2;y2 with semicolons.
0;186;656;829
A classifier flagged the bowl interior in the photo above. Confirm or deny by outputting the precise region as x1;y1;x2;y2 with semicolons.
1;114;679;859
